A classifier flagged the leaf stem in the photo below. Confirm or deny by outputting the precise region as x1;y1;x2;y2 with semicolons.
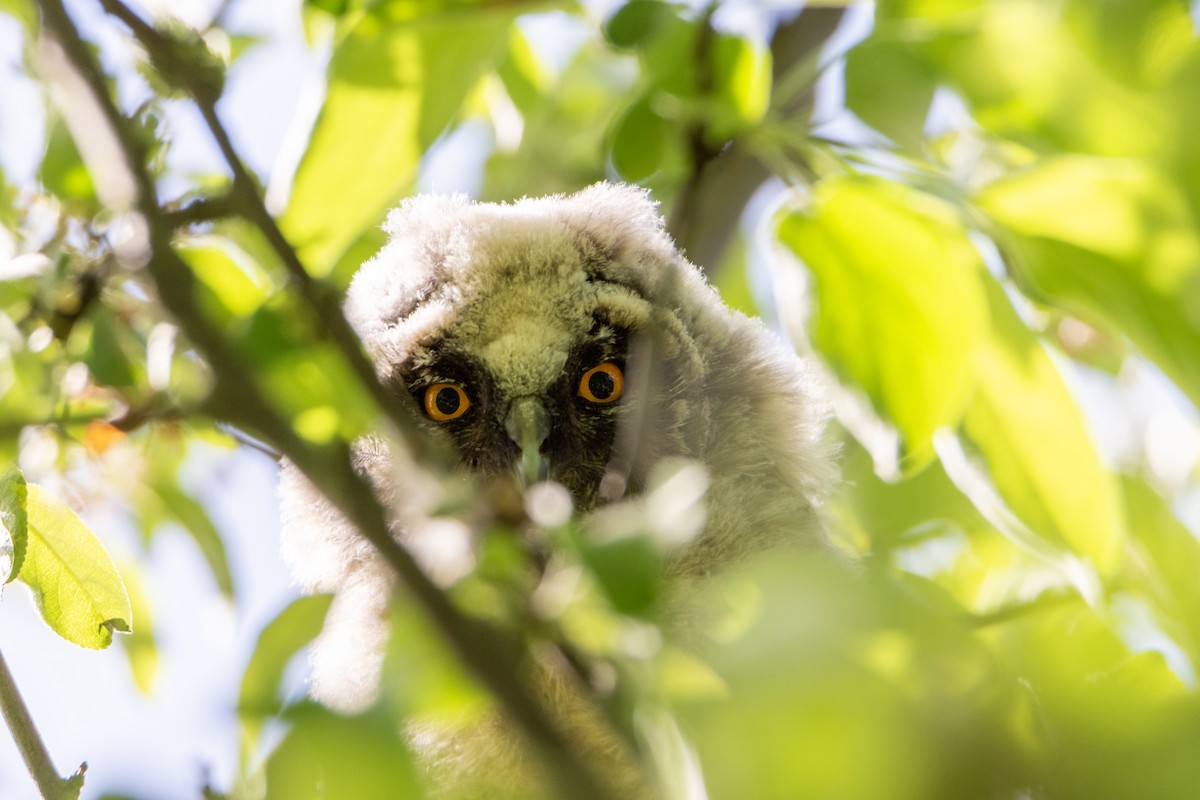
0;646;82;800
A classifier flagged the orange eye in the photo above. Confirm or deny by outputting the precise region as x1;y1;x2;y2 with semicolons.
423;383;471;421
578;362;624;404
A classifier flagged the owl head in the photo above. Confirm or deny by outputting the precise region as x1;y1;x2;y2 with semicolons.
343;183;729;511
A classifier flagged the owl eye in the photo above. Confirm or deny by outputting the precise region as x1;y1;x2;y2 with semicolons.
578;362;624;404
423;383;471;421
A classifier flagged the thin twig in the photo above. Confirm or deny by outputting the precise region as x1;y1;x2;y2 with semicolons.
0;647;83;800
665;6;847;273
163;193;237;228
37;2;621;797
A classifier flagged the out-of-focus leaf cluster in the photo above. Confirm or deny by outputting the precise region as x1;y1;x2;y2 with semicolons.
2;0;1199;798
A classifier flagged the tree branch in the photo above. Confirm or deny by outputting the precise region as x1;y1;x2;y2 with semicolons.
0;647;84;800
36;1;623;797
666;7;847;273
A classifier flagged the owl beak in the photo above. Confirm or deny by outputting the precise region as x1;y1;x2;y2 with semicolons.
505;396;551;485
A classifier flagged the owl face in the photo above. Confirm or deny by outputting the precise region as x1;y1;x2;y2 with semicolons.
396;311;632;507
346;184;713;511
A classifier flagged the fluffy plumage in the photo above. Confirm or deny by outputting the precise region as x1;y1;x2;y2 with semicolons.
277;182;836;794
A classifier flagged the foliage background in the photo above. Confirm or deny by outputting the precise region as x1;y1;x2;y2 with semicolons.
1;0;1200;798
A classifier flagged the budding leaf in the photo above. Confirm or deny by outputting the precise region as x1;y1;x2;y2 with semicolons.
0;468;27;584
18;485;132;649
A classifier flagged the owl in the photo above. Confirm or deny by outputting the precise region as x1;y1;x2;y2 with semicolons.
277;182;836;796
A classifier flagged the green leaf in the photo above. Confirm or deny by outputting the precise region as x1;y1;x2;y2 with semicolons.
844;37;937;151
977;155;1200;408
778;176;987;468
239;594;333;719
0;468;28;584
604;0;678;49
382;602;489;719
1122;477;1200;668
875;0;983;23
81;307;139;391
708;33;771;142
39;118;97;211
582;535;661;618
912;1;1165;158
118;560;159;694
178;239;274;320
240;297;376;442
1063;0;1195;89
265;703;419;800
144;481;235;599
0;0;38;31
18;484;132;649
960;277;1126;576
280;5;512;277
495;24;553;114
610;95;670;181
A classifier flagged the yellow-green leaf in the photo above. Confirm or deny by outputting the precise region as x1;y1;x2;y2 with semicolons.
119;561;158;694
778;176;987;468
178;239;273;320
960;278;1126;576
280;5;511;277
0;468;27;584
240;594;333;719
708;33;771;141
18;484;132;649
978;155;1200;408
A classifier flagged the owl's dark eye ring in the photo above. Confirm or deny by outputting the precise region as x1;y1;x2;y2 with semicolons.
423;383;471;421
578;362;624;404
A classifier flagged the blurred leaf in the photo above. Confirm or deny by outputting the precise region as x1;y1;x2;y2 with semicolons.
875;0;984;21
118;560;158;694
1123;476;1200;668
778;176;987;468
305;0;353;17
978;155;1200;408
178;240;274;320
495;24;552;114
265;702;421;800
582;534;661;618
915;0;1167;158
844;37;937;151
0;0;37;30
483;37;622;200
18;484;132;649
681;555;1022;800
960;277;1126;577
382;602;489;720
240;296;375;442
604;0;679;50
0;467;28;583
144;480;235;598
610;95;670;181
996;604;1199;800
707;33;771;142
39;118;97;211
239;594;333;719
280;5;512;276
81;307;139;391
83;420;125;455
1064;0;1196;89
